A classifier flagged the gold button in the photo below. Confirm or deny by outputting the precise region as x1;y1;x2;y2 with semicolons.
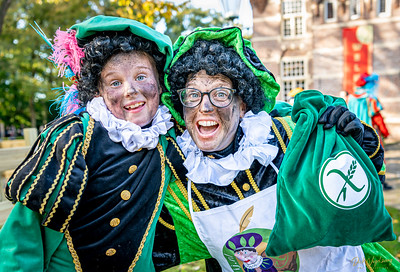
110;218;120;227
128;165;137;174
242;183;251;191
137;148;142;152
206;155;215;159
106;248;116;256
121;190;131;200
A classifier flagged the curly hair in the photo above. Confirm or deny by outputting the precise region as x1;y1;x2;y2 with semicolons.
76;30;166;105
167;39;266;116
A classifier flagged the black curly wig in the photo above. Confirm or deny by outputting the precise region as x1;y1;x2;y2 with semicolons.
76;30;166;105
167;39;266;116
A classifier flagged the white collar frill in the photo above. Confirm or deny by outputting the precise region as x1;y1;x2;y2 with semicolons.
86;97;173;152
177;110;279;186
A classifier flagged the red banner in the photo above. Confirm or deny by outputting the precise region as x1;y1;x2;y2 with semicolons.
342;26;373;94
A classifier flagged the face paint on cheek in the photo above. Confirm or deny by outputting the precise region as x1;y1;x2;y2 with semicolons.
218;105;237;129
140;82;160;99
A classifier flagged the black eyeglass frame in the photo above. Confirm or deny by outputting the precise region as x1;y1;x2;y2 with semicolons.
177;87;236;108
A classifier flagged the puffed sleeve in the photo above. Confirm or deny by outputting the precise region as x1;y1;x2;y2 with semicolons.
5;113;93;232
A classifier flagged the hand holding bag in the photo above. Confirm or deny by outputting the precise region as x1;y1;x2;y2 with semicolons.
265;90;395;256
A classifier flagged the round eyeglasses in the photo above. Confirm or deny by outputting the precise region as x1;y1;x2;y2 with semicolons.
177;87;236;108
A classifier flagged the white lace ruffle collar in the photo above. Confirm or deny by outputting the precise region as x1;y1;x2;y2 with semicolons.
86;97;173;152
177;110;279;186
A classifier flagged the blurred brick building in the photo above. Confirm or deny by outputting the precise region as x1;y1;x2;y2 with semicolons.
250;0;400;138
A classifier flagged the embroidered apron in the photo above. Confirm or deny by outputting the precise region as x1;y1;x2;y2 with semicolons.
187;166;366;272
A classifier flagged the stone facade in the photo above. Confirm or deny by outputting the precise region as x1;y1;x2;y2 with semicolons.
250;0;400;139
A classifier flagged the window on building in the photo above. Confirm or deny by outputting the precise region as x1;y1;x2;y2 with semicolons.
282;0;305;38
324;0;337;22
281;59;306;101
377;0;391;16
350;0;361;19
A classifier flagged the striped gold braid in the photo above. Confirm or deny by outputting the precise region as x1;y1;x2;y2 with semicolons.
275;117;293;140
60;166;88;233
245;169;260;193
21;121;81;205
7;141;45;198
59;117;94;232
36;133;83;214
129;143;167;271
81;116;94;157
43;141;83;226
167;185;192;220
166;136;185;160
191;182;210;210
158;217;175;230
230;181;244;199
7;116;77;199
165;156;181;183
65;229;83;272
175;179;200;212
175;123;185;134
361;120;381;158
271;120;287;154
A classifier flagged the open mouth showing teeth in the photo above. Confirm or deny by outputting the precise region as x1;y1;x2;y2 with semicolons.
197;120;219;134
124;102;145;110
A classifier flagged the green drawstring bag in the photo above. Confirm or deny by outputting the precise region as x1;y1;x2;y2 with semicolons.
265;90;395;257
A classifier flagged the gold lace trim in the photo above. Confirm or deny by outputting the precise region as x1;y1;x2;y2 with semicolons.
81;116;94;157
60;117;94;231
275;117;293;140
271;120;287;154
65;229;83;272
43;142;83;226
230;181;244;199
167;185;192;220
60;166;88;233
128;143;167;271
36;133;83;213
22;121;81;206
158;217;175;230
191;183;210;210
361;120;381;159
246;169;260;193
9;116;77;199
166;136;186;160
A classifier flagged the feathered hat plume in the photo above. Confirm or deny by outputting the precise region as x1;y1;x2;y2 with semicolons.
31;22;84;116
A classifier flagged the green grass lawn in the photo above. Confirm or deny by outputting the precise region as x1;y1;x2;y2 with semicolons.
379;206;400;260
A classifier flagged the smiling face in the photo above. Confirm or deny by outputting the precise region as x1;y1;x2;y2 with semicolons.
183;70;246;152
99;51;161;127
234;249;259;264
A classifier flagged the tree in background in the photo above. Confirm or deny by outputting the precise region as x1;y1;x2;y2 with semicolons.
0;0;225;137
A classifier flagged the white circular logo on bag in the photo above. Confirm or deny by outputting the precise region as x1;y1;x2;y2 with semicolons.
319;151;371;210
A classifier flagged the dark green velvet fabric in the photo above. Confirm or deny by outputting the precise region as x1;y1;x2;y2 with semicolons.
266;90;395;256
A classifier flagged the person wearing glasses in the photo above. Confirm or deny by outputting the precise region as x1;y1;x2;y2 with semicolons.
152;27;399;272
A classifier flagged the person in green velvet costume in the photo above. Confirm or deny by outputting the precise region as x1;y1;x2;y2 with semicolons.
0;15;183;272
152;27;400;272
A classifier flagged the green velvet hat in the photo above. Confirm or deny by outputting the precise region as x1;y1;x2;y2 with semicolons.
161;27;280;126
70;15;173;71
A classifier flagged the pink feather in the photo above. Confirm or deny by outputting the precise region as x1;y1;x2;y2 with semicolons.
50;29;84;77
